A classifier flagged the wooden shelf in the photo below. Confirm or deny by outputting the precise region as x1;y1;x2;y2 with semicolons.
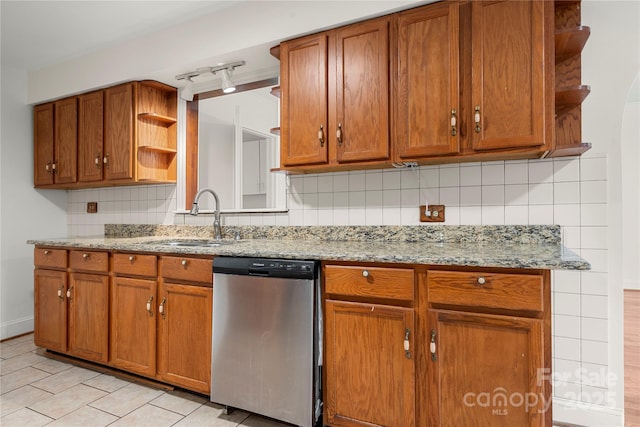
270;127;281;136
547;142;592;158
138;145;177;154
270;44;280;60
555;26;590;62
270;86;281;98
138;112;177;125
555;85;590;117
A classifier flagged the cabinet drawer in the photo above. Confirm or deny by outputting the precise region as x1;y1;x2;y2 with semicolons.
113;253;157;277
428;270;544;312
34;247;67;269
69;250;108;273
324;265;414;302
161;256;212;284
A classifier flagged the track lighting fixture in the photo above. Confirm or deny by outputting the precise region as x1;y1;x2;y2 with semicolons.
175;60;245;100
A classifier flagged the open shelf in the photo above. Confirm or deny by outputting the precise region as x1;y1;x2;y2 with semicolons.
270;127;281;136
555;26;590;62
270;45;280;60
138;112;177;125
138;145;177;154
555;85;590;117
270;86;281;98
547;142;592;158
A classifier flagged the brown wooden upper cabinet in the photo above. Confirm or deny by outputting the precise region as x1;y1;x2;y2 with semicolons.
280;16;391;170
34;99;78;186
277;0;589;171
34;80;177;189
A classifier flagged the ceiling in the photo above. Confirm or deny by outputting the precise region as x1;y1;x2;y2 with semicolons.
0;1;240;71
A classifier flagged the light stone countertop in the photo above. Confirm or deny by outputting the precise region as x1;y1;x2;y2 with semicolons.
28;225;590;271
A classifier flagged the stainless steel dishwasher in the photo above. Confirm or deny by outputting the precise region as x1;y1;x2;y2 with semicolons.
211;257;322;427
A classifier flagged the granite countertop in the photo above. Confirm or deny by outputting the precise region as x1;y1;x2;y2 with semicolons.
28;225;590;271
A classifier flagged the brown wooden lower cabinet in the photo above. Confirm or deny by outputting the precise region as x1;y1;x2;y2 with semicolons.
426;309;545;427
109;275;157;377
68;272;109;363
34;267;67;352
324;300;415;427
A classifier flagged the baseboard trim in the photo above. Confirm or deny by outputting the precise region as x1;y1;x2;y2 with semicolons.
553;397;623;427
0;316;34;340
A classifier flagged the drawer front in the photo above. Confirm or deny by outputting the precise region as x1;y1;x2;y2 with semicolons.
69;250;109;273
324;265;415;302
34;247;67;269
113;253;157;277
161;256;213;284
428;270;544;312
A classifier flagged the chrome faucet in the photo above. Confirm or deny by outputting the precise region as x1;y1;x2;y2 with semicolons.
189;188;222;240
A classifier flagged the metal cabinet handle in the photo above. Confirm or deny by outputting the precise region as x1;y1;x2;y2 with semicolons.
95;153;102;169
103;153;109;167
82;253;90;260
45;161;53;174
477;276;486;285
451;109;457;136
129;255;135;263
336;123;343;146
181;259;188;268
51;162;57;173
430;330;437;361
146;296;154;316
318;125;325;147
44;250;50;255
474;105;481;133
66;286;73;300
362;269;369;278
57;285;65;301
404;328;411;359
159;297;166;318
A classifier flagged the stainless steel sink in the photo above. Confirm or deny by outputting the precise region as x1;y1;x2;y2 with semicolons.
154;239;239;248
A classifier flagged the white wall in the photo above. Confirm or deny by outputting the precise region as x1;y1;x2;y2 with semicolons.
0;66;68;339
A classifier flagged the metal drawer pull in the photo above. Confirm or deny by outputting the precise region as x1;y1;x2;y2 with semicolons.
477;276;486;285
129;256;135;263
362;269;369;278
159;297;166;318
44;250;50;255
82;253;90;260
430;330;437;361
318;125;324;147
57;285;65;300
474;105;481;133
404;328;411;359
336;123;343;146
451;109;457;136
146;296;154;315
181;259;188;267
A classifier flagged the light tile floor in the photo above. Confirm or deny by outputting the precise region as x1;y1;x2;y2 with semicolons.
0;334;292;427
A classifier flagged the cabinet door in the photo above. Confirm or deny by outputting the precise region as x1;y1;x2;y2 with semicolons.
470;0;552;151
34;103;55;186
68;273;109;363
78;91;104;183
427;309;545;427
109;276;156;377
335;17;390;163
280;33;329;167
54;97;78;184
157;282;212;394
325;300;415;427
396;2;460;159
104;83;134;181
34;269;67;352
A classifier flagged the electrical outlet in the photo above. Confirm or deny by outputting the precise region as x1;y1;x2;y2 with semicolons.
419;204;445;222
87;202;98;213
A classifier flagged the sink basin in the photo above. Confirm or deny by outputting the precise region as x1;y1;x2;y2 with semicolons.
154;239;239;248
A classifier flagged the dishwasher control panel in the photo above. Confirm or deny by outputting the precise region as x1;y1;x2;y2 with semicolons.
213;257;317;280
